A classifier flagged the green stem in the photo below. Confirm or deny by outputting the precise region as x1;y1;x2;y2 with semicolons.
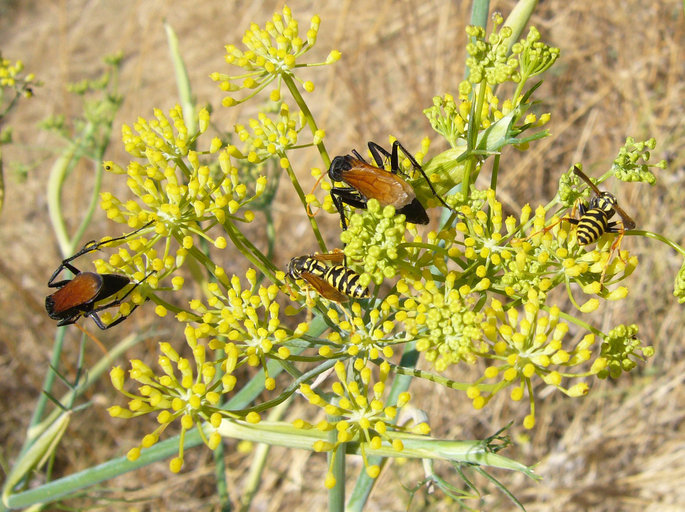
328;432;345;512
504;0;539;53
16;331;149;479
47;133;91;256
632;230;685;257
164;22;196;136
387;361;490;391
466;0;491;81
282;74;330;168
147;294;187;315
490;153;501;192
26;328;66;434
222;221;279;281
0;89;24;119
4;317;327;509
347;344;419;510
233;358;337;414
281;74;330;253
281;154;327;252
545;301;601;337
211;346;230;511
462;82;488;199
72;137;110;249
239;398;292;512
213;439;230;511
0;148;4;215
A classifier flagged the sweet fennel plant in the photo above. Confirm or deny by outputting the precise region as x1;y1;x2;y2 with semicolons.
5;4;685;511
86;3;681;498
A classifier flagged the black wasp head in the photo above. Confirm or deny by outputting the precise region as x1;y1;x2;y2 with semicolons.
328;155;353;181
287;256;308;279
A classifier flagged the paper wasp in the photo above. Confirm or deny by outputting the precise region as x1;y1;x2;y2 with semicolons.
325;140;452;229
566;166;635;245
45;223;153;329
540;166;636;284
286;251;370;303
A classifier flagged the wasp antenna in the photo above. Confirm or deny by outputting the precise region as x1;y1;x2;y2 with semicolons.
306;173;327;218
572;166;603;196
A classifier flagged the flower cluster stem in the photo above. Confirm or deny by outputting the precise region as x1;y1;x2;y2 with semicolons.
282;74;330;168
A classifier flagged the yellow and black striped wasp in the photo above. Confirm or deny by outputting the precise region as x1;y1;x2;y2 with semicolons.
556;166;636;284
566;165;635;246
325;140;453;230
286;251;370;303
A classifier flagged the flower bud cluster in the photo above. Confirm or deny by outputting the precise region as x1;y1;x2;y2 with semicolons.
295;360;429;487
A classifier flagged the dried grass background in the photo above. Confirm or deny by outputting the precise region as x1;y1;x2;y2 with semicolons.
1;1;684;511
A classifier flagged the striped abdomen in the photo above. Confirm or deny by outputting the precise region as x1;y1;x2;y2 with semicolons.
287;255;370;301
321;265;370;299
576;208;611;245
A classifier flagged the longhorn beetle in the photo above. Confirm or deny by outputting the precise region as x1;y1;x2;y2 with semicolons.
45;222;153;329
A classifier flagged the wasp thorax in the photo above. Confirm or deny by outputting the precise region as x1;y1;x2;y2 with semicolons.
593;192;618;214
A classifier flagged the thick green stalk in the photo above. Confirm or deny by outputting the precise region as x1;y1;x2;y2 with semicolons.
164;22;196;136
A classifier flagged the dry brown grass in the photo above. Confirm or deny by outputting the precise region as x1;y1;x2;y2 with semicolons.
1;1;684;510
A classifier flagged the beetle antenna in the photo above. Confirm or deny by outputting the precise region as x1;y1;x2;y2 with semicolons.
75;322;108;354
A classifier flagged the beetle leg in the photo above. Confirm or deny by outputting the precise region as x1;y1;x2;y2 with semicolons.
87;305;140;330
56;316;79;327
86;271;154;328
47;261;84;287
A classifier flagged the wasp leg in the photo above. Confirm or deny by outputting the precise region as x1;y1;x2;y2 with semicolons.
47;252;93;287
368;141;392;169
598;228;629;287
56;316;79;327
351;149;367;162
330;187;368;230
48;275;80;289
306;173;329;218
393;140;454;213
518;215;579;245
312;248;348;267
85;305;139;330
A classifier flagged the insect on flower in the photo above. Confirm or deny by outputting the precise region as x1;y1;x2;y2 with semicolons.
323;140;453;229
45;223;154;330
286;251;370;303
567;166;636;246
529;166;636;284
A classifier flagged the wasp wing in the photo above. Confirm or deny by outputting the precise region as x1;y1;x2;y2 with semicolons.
299;271;350;303
341;160;415;208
